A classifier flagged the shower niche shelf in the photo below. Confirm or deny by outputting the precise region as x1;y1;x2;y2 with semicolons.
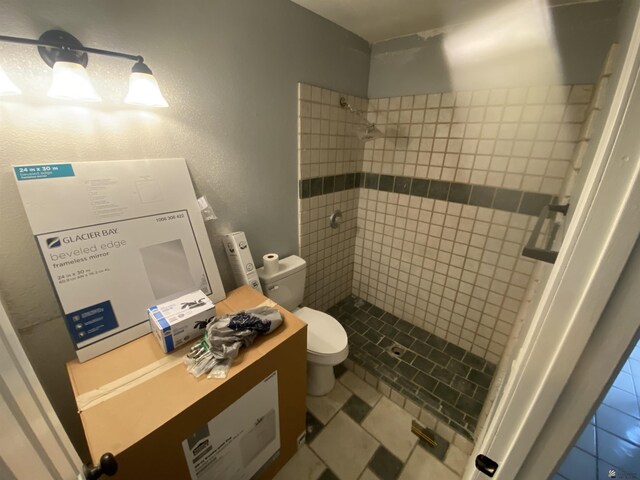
522;203;570;264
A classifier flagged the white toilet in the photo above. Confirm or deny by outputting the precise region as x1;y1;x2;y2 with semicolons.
257;255;349;396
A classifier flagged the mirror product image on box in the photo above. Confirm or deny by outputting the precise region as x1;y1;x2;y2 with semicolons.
181;371;280;480
13;158;225;361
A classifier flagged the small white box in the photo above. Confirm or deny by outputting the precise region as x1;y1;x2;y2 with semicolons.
223;232;263;294
148;290;216;353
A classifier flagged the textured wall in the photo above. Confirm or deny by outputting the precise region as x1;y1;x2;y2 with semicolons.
0;0;369;457
569;0;640;210
368;1;621;98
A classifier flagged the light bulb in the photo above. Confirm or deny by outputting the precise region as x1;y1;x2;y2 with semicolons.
124;71;168;108
0;65;21;96
47;61;102;102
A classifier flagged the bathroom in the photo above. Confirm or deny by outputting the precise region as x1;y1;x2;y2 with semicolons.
1;0;639;479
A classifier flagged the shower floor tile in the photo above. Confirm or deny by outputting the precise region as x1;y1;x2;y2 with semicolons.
328;296;497;438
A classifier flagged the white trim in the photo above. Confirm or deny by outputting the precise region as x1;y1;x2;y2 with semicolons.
0;299;82;480
465;8;640;479
518;240;640;479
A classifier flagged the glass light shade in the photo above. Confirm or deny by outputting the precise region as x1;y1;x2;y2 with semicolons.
124;72;168;107
0;65;21;96
47;61;102;102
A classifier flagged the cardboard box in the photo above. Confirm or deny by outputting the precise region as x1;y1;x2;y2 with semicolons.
223;232;263;294
67;286;307;480
148;290;216;352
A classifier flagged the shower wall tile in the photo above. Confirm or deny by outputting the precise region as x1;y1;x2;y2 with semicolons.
365;85;593;196
300;190;359;309
299;82;593;360
298;83;367;310
298;83;367;180
352;84;593;361
353;190;538;362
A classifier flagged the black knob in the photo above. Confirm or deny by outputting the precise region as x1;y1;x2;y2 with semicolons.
99;453;118;476
83;452;118;479
475;454;498;477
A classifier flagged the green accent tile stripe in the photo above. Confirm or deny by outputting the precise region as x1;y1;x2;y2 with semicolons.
299;173;554;216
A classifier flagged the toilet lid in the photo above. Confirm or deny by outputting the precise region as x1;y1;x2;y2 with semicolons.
294;307;348;355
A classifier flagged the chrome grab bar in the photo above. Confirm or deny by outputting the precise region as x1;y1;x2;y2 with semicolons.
521;203;570;264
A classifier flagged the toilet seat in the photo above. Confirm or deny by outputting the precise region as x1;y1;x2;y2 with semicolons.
293;307;349;365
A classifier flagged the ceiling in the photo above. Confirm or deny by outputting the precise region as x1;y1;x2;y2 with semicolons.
290;0;608;43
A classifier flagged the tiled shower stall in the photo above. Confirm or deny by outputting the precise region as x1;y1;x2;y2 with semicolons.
297;85;367;310
297;53;611;439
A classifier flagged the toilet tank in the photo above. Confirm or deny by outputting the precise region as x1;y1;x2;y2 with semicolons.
256;255;306;311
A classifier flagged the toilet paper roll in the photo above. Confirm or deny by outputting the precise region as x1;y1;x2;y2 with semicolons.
263;253;280;275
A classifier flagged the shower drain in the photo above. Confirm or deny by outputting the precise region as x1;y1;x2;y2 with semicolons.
388;344;406;357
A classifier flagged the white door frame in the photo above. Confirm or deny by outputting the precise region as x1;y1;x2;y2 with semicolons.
518;232;640;478
0;297;83;480
465;8;640;480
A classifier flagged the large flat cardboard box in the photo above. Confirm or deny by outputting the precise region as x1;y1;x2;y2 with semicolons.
67;286;307;479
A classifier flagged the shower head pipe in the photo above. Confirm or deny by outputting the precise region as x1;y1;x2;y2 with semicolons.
339;96;374;127
339;96;384;142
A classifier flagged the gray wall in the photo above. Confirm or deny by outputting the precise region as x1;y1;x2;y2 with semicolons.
0;0;369;459
569;0;640;210
368;1;621;98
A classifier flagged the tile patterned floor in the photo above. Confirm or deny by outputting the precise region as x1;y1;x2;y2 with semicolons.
327;296;496;438
275;367;469;480
553;339;640;480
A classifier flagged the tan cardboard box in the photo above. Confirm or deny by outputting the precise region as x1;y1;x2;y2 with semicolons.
67;286;307;479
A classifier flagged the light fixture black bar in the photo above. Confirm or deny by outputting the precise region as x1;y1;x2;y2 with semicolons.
75;45;142;63
0;34;143;63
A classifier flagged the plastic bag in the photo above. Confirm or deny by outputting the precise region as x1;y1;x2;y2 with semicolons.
185;306;283;379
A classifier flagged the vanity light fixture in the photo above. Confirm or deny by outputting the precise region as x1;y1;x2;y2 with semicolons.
0;64;21;96
124;60;169;108
0;30;168;107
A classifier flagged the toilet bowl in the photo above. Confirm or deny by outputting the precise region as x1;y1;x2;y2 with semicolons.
257;255;349;396
293;306;349;395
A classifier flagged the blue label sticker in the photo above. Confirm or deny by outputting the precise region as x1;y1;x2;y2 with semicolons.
14;164;75;181
65;300;118;345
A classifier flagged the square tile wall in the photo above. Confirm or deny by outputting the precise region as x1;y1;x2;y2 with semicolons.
298;83;367;310
299;83;594;361
298;83;367;181
353;192;538;363
353;84;593;362
300;190;359;309
364;86;594;195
